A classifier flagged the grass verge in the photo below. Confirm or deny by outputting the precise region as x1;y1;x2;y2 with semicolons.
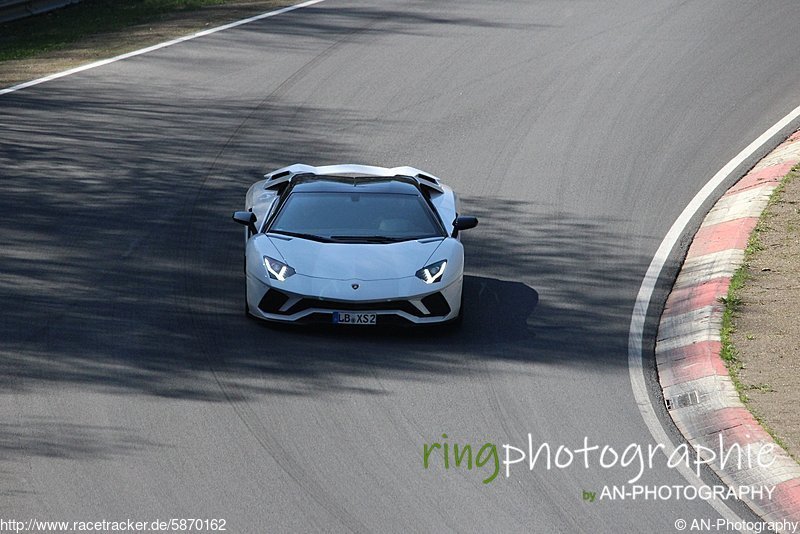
0;0;289;88
0;1;237;62
719;163;800;459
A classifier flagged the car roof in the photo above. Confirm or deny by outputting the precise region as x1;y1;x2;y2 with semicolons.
287;175;424;195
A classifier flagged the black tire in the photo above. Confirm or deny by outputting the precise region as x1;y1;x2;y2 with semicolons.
440;290;464;331
244;288;254;318
243;256;256;320
453;289;464;326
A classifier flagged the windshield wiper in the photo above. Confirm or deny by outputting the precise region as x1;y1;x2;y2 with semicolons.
268;231;333;243
330;235;406;243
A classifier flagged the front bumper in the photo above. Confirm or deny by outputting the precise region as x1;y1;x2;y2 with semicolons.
245;274;462;325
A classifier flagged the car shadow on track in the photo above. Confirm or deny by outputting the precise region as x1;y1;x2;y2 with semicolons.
253;275;539;344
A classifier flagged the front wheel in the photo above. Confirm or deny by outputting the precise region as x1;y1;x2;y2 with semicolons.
440;290;464;331
453;290;464;326
244;288;253;318
243;261;256;320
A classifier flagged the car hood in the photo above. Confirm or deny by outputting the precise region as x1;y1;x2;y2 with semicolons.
265;236;445;281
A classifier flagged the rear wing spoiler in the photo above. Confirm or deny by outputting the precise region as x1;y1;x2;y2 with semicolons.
263;163;444;194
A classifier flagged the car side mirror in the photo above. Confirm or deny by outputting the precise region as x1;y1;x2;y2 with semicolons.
452;215;478;236
232;211;257;234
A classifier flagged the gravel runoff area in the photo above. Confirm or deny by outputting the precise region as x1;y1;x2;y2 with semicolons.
731;160;800;463
2;0;798;481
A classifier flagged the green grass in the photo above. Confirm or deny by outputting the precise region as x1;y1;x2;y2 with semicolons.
0;0;230;62
719;162;799;461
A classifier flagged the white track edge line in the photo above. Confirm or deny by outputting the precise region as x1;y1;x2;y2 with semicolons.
628;102;800;531
0;0;326;97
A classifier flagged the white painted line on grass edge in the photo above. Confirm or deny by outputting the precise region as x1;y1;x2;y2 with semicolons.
0;0;326;97
628;101;800;531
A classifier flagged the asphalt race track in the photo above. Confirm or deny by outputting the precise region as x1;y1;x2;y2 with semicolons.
2;1;800;532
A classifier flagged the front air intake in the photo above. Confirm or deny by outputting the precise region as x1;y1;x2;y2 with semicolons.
258;289;289;313
421;293;451;316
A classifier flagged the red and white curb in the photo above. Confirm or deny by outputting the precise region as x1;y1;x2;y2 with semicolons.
656;130;800;530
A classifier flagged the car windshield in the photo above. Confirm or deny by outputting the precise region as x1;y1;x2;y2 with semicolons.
268;192;446;242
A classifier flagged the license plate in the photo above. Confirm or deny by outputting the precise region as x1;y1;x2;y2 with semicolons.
332;312;377;325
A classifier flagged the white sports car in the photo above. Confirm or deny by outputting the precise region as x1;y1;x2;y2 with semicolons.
232;164;478;326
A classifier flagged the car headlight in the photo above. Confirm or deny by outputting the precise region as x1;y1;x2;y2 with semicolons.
263;256;296;281
416;260;447;284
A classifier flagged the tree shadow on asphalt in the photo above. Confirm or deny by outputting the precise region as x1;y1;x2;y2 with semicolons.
0;418;159;460
229;3;557;44
1;63;649;410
